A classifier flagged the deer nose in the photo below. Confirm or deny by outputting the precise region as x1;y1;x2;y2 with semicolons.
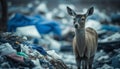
74;24;78;28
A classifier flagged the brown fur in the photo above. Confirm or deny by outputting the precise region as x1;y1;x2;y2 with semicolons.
73;27;98;69
67;6;97;69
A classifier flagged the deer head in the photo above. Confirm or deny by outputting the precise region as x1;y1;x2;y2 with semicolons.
67;6;94;29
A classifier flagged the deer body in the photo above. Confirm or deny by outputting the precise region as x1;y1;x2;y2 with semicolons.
73;28;97;58
67;7;98;69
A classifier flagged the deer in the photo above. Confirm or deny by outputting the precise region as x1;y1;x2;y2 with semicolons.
67;6;98;69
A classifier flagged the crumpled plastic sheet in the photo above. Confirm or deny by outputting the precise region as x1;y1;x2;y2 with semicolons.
8;13;62;36
22;42;48;56
0;43;16;56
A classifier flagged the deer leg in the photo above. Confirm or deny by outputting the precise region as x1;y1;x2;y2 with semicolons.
74;46;81;69
89;56;94;69
84;57;89;69
75;55;82;69
82;59;85;69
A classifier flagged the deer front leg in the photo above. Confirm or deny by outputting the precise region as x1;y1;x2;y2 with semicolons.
82;59;86;69
84;56;94;69
89;55;94;69
75;55;82;69
74;46;82;69
85;58;89;69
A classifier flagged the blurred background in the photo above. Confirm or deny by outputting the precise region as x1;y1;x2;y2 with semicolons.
0;0;120;69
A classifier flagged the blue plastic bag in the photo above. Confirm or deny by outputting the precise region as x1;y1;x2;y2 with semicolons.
8;13;61;36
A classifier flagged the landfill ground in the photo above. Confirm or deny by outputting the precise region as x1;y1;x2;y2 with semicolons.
0;0;120;69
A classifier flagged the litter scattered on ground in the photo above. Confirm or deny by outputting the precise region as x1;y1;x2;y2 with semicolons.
0;1;120;69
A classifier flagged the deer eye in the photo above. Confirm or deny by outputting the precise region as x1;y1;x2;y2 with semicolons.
81;18;84;20
81;16;85;21
81;17;85;21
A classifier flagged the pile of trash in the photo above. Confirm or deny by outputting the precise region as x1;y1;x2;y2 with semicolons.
0;32;68;69
1;1;120;69
94;48;120;69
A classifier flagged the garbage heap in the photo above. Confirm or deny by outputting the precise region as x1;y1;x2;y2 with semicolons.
0;2;120;69
0;32;68;69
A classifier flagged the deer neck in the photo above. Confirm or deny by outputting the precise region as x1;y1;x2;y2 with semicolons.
75;28;85;39
75;28;86;47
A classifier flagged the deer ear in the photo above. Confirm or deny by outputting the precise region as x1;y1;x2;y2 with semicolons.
86;7;94;16
67;6;76;16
